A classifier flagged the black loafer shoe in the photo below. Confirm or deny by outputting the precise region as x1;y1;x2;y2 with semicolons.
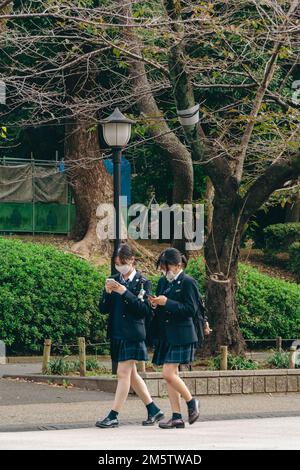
142;410;165;426
188;399;200;425
159;418;185;429
95;416;119;428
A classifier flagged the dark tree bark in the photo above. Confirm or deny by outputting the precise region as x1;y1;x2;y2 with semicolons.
64;118;113;257
285;200;300;222
61;41;114;257
204;192;246;354
205;177;214;235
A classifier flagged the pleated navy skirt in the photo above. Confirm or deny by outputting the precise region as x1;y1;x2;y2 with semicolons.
152;340;196;366
110;338;148;363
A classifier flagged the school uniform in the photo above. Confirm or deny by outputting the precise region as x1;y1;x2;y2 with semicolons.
151;270;199;366
99;269;152;363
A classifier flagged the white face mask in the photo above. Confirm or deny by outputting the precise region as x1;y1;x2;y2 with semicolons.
161;267;176;282
115;264;131;275
166;270;176;282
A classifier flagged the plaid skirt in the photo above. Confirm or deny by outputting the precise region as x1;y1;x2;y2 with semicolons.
110;338;148;363
152;340;196;366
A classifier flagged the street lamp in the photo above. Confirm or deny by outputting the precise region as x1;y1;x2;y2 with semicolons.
101;108;134;274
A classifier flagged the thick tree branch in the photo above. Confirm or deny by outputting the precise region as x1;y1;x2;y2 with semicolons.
241;153;300;224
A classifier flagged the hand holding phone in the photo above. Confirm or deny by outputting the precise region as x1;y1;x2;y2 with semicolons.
148;295;158;309
106;278;118;286
105;278;119;293
149;295;167;307
105;278;126;295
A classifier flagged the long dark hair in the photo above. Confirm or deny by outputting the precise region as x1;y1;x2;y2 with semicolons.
156;247;187;270
114;243;135;264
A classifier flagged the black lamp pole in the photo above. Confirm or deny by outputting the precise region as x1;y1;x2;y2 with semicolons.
111;147;122;375
111;146;122;275
100;108;134;377
100;107;134;274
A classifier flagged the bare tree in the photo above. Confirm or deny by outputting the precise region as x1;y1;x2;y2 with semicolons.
162;0;300;353
1;0;300;352
0;1;115;256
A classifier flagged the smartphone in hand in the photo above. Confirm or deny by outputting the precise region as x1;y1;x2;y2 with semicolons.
106;278;119;287
105;278;119;293
148;295;158;309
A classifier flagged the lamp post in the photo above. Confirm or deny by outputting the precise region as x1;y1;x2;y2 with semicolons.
101;108;134;274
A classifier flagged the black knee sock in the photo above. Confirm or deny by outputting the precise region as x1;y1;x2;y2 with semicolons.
146;401;160;416
107;409;119;420
172;412;182;420
186;398;196;410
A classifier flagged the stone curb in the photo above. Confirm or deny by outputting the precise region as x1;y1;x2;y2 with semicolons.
3;369;300;397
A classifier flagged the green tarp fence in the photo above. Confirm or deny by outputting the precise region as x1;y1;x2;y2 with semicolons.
0;163;75;234
0;163;68;203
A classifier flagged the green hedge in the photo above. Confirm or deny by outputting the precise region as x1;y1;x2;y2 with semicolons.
0;239;299;355
288;242;300;279
263;223;300;254
185;258;300;340
0;238;108;355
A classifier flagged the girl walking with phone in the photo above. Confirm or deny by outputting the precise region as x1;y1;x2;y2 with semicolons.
149;248;201;429
96;243;164;428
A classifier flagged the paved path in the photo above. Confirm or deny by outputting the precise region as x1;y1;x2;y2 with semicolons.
0;363;42;377
0;416;299;450
1;377;300;432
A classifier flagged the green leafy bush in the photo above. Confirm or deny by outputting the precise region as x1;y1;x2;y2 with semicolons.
288;242;300;279
1;238;299;355
85;357;102;371
0;238;107;355
263;223;300;258
268;351;300;369
210;353;259;370
267;351;290;369
236;264;300;340
47;358;74;375
47;357;110;375
184;257;300;341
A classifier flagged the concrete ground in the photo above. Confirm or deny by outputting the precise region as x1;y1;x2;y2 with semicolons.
1;362;300;450
0;362;42;377
0;416;299;450
1;377;300;431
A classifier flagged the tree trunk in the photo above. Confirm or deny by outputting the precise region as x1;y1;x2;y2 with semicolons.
203;192;246;355
205;177;214;235
64;118;113;257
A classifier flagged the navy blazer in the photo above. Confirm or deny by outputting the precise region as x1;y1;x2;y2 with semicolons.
99;271;152;342
150;271;199;346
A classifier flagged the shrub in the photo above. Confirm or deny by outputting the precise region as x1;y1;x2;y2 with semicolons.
210;353;259;370
267;351;290;369
0;238;108;355
288;242;300;279
263;223;300;257
183;257;300;341
268;351;300;369
86;357;102;371
47;358;74;375
47;357;109;375
237;264;300;340
1;238;299;355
